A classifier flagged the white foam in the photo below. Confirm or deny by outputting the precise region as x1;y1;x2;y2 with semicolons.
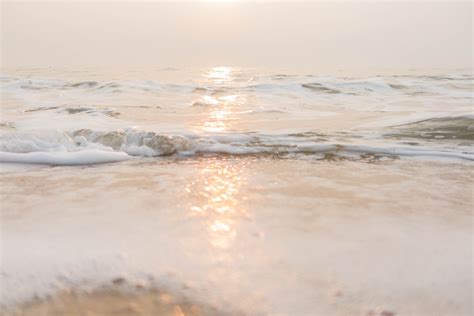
0;150;130;165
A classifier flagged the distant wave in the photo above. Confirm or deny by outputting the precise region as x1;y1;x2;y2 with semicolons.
23;105;121;117
2;74;472;99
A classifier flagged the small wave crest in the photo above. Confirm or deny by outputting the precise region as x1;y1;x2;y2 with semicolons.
301;78;408;95
302;83;342;94
23;105;121;118
387;115;474;140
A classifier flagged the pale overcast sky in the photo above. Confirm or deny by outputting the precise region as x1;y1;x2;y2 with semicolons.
1;1;472;70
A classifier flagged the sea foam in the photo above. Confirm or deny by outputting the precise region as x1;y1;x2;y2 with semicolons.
0;128;472;165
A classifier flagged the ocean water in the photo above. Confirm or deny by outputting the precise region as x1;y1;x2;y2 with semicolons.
0;67;473;315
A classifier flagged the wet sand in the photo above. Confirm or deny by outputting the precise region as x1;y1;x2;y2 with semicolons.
4;289;218;316
1;157;472;316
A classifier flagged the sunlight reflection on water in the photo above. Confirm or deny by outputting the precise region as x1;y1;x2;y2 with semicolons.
205;66;232;84
186;158;248;250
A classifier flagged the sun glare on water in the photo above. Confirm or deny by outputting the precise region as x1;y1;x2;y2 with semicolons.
205;66;232;83
197;66;239;132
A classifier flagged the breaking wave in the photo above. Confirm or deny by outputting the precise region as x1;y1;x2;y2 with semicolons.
0;129;472;165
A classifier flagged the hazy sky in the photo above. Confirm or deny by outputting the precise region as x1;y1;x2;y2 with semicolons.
1;1;472;70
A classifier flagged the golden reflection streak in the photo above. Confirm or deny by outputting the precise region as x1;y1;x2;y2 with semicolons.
186;67;247;248
185;158;248;250
202;106;231;132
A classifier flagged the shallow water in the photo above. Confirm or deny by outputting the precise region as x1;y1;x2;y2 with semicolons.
0;67;473;315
